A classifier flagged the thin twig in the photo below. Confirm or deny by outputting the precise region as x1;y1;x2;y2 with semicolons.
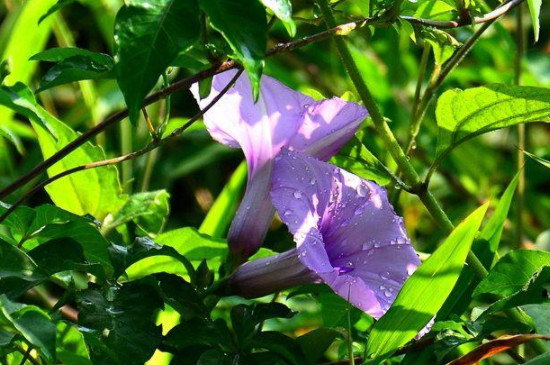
0;70;244;225
401;0;524;28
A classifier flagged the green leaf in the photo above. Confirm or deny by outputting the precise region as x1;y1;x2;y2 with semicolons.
0;296;57;361
199;0;267;99
0;0;58;144
523;149;550;169
76;279;163;365
110;236;195;281
435;84;550;160
38;0;78;24
199;161;247;238
163;318;233;352
527;0;542;42
297;328;340;365
420;27;459;66
0;84;127;220
125;227;227;278
31;47;115;92
114;0;200;124
439;173;520;318
248;331;307;365
475;266;550;319
365;204;488;361
260;0;296;36
0;239;42;281
154;273;206;318
331;136;392;186
0;204;113;275
103;190;170;237
474;249;550;297
231;302;295;341
319;291;361;328
524;352;550;365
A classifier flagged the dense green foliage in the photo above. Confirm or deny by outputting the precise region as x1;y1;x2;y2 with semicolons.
0;0;549;364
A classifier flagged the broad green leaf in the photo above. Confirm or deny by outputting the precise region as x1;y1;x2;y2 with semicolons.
366;204;488;361
231;303;295;341
199;0;267;99
319;291;360;328
164;318;233;352
0;0;57;141
474;249;550;297
0;204;113;274
103;190;170;237
475;266;550;319
0;239;42;281
0;296;57;361
115;0;200;123
110;237;195;281
249;331;307;364
331;136;392;186
199;161;247;238
76;279;163;365
297;328;340;365
527;0;542;42
39;0;78;24
439;173;519;318
31;47;115;92
524;352;550;365
0;83;127;220
154;273;206;318
435;84;550;160
524;303;550;348
260;0;296;36
125;228;227;279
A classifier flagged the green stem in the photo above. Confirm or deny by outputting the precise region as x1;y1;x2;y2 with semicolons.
317;0;546;355
406;43;431;155
515;3;526;247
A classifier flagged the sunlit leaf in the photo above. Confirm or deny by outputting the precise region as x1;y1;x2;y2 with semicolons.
435;84;550;161
0;83;127;220
366;204;488;361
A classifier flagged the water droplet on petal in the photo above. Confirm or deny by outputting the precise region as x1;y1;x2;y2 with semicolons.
310;178;316;185
356;185;368;197
384;290;392;298
283;210;292;216
293;191;302;199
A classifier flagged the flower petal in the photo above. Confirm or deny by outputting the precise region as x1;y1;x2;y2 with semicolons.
191;69;314;177
289;98;368;161
271;149;420;318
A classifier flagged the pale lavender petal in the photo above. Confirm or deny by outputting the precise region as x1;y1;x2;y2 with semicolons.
227;164;275;260
271;149;420;319
191;69;314;177
289;98;368;161
228;249;318;298
192;70;366;260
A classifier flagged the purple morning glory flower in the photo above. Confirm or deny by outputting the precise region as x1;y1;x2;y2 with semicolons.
191;70;367;262
229;149;420;319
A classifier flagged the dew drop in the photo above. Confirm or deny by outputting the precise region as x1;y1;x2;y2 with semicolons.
283;210;292;216
293;191;302;199
356;185;368;197
310;178;316;185
384;290;392;298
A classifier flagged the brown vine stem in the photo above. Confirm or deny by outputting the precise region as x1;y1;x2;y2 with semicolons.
0;70;243;225
0;0;527;201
